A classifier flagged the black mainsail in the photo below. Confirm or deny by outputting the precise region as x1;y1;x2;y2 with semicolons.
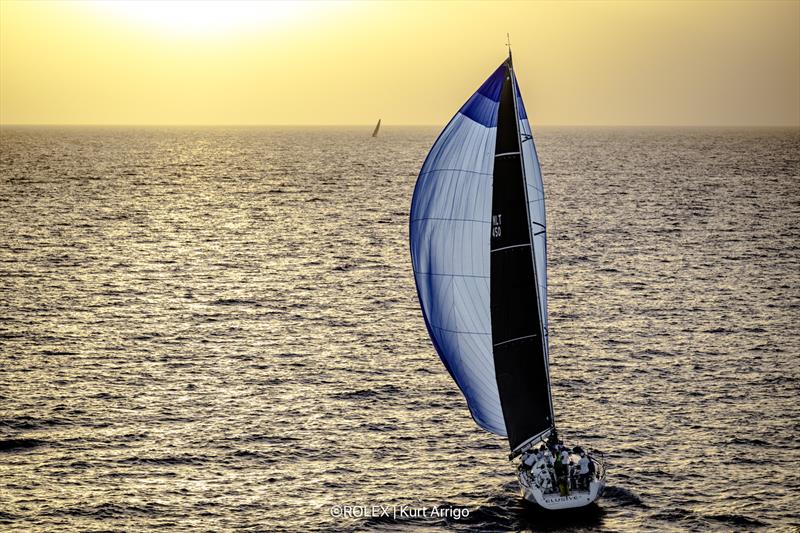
490;58;553;452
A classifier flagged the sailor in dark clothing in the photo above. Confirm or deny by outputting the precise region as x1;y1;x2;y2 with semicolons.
569;458;578;490
553;457;567;496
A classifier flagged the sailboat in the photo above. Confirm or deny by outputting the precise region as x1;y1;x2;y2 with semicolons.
372;119;381;137
409;50;606;510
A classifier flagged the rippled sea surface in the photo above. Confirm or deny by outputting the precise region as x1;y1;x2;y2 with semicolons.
1;126;798;532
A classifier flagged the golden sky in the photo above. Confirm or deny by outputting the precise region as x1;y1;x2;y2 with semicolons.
1;0;798;126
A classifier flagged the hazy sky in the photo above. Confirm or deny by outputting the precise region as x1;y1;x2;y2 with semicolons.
1;0;798;126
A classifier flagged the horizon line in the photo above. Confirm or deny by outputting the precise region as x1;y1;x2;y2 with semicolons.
2;123;799;129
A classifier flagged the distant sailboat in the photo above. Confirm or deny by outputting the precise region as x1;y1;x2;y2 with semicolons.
372;119;381;137
409;49;607;510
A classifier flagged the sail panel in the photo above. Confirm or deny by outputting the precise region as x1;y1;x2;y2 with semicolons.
410;64;507;436
460;67;506;127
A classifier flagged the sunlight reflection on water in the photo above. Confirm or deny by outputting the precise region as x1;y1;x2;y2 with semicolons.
0;126;798;532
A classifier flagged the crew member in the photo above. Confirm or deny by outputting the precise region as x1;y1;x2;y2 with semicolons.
577;452;591;490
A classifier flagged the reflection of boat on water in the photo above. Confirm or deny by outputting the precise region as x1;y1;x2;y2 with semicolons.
409;48;607;510
372;119;381;137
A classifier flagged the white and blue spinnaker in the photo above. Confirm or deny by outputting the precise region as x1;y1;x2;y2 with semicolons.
409;55;552;454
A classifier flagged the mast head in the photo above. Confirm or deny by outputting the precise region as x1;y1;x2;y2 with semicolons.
506;33;513;64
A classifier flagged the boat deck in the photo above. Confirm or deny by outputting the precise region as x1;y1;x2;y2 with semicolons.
517;451;607;509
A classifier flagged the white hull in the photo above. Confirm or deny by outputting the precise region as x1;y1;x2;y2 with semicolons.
517;453;607;510
519;473;605;510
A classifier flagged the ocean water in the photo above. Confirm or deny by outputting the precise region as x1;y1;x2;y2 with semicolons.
0;126;798;532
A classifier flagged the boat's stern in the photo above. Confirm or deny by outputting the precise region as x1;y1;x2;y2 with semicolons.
517;453;607;510
520;474;605;510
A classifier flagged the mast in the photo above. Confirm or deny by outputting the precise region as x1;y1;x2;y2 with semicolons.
490;50;554;455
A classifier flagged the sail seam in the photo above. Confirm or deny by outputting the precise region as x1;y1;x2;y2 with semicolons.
413;270;489;279
431;324;490;336
491;243;530;253
418;168;491;178
411;217;489;224
493;334;536;347
458;107;501;129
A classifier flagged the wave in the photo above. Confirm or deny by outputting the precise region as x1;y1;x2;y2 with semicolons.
239;434;300;443
649;508;694;521
0;416;66;430
602;485;647;507
231;450;278;463
728;437;769;446
43;501;170;519
331;384;402;401
117;455;207;466
706;513;766;527
212;298;261;306
0;438;45;452
649;508;766;529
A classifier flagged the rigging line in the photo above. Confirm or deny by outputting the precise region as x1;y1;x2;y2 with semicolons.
544;166;555;340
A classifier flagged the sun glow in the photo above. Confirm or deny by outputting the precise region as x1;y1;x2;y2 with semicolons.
1;0;797;126
91;0;320;35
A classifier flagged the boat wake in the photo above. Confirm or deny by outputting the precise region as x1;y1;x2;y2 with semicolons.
468;490;606;532
352;483;607;532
